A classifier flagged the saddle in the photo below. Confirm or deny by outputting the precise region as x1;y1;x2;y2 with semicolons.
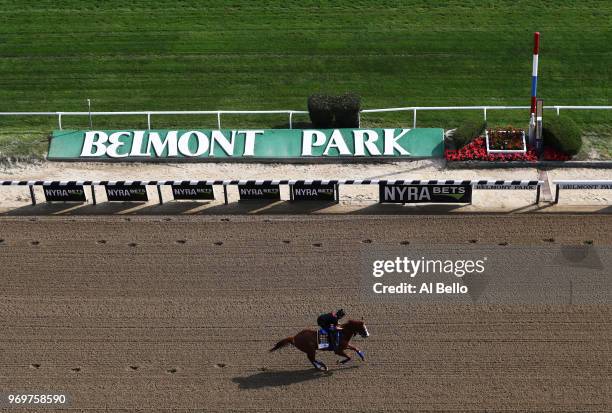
317;329;341;350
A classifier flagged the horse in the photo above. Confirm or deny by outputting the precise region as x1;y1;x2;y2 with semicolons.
269;319;369;371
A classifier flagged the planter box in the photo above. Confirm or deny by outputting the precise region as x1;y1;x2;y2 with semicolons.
485;129;526;154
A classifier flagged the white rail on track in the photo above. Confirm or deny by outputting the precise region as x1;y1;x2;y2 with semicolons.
0;105;611;130
552;180;612;203
1;179;544;206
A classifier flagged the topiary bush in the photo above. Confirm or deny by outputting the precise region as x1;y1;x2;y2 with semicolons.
542;116;582;156
307;94;335;128
450;120;487;149
332;92;361;128
307;93;361;128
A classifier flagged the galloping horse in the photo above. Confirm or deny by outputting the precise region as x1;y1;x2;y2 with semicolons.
270;319;369;371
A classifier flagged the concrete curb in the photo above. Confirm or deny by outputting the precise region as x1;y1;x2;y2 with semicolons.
447;160;612;169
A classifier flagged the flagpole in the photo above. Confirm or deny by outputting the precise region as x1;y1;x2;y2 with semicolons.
529;32;540;145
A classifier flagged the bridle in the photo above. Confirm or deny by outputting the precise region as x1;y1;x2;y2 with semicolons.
344;321;369;338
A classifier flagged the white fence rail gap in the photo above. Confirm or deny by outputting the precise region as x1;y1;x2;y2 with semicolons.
0;106;611;130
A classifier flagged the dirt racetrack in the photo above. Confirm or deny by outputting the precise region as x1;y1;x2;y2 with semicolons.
1;214;611;411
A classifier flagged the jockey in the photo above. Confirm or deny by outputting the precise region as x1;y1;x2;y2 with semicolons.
317;309;346;349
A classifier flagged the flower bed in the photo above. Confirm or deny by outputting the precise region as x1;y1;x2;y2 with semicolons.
445;137;571;162
542;146;572;161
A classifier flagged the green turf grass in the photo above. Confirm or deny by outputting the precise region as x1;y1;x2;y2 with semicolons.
0;0;610;158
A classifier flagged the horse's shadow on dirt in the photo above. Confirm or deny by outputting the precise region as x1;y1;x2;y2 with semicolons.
232;365;359;389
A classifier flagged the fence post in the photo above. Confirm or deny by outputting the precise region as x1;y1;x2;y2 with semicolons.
484;107;487;121
29;185;36;206
87;99;92;129
412;108;417;128
58;113;62;130
147;113;151;130
556;107;560;116
289;112;293;129
217;112;222;129
157;185;163;205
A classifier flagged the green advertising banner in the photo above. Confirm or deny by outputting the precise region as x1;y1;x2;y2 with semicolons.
48;128;444;161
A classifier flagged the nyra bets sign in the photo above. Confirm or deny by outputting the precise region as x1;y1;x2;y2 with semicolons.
47;128;444;161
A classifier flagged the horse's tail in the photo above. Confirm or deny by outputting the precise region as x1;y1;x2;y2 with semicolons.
269;336;294;352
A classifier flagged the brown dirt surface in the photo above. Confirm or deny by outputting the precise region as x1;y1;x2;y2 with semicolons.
0;214;611;411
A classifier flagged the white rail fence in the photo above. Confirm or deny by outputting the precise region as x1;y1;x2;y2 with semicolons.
553;180;612;204
0;179;543;206
0;105;610;130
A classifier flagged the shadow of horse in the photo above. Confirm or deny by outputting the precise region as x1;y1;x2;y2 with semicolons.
232;365;359;389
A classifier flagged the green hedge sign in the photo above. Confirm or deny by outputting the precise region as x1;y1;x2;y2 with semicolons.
48;128;444;161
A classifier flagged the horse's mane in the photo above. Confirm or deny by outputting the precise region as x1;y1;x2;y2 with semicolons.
341;319;363;329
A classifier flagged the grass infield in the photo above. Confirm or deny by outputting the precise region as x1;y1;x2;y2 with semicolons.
0;0;610;158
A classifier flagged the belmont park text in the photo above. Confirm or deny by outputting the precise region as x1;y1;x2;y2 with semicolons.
48;128;444;160
82;129;416;157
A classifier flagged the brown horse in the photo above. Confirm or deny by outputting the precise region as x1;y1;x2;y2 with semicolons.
270;319;369;371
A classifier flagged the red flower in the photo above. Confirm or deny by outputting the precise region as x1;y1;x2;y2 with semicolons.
445;134;557;163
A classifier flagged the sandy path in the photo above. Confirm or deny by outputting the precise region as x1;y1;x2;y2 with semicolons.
2;160;611;209
0;215;611;411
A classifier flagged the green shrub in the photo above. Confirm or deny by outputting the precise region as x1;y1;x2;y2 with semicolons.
542;116;582;155
307;93;361;128
451;120;487;149
307;94;335;128
333;92;361;128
